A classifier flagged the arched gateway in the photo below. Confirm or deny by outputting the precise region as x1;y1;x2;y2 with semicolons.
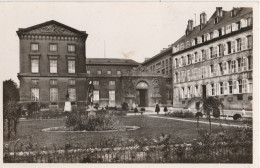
136;81;148;107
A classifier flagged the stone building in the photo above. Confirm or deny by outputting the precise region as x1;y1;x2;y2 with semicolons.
86;58;172;108
17;20;88;111
17;7;253;115
171;7;253;115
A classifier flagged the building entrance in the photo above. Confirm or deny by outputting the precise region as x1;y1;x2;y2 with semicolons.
137;89;147;107
136;81;149;107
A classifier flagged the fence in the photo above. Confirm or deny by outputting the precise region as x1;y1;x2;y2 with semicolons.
4;143;252;163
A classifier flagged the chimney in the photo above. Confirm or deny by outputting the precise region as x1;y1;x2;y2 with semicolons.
200;12;207;25
187;20;194;31
216;7;223;17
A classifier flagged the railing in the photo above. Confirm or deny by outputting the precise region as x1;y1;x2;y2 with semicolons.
4;143;252;163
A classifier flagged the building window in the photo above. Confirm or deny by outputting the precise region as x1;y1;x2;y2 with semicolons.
242;79;248;93
226;25;231;34
241;57;248;71
50;79;57;85
31;59;39;73
31;43;39;51
93;81;99;85
220;82;224;95
224;82;229;95
231;60;237;73
50;88;58;102
227;41;232;54
166;90;172;100
49;44;58;52
109;90;116;106
236;38;242;52
50;60;57;73
233;80;239;94
247;35;253;49
87;70;91;74
93;90;99;103
31;88;39;101
247;17;252;26
68;60;75;73
68;79;75;85
109;81;115;86
68;88;76;101
117;70;121;75
97;70;102;75
32;79;39;85
107;70;111;74
68;44;76;52
229;81;233;94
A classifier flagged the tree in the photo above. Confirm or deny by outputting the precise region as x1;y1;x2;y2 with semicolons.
3;79;21;140
201;97;223;133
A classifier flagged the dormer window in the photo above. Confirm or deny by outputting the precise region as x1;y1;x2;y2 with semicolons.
214;17;218;24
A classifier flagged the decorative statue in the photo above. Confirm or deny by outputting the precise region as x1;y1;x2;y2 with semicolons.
87;80;94;106
64;90;72;112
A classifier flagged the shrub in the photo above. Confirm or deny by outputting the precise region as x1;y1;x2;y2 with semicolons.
121;102;129;110
140;107;145;112
183;112;194;118
94;103;99;110
233;114;242;120
164;107;168;112
65;111;123;131
195;112;203;118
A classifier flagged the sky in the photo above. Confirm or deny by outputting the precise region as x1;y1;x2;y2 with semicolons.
0;2;254;85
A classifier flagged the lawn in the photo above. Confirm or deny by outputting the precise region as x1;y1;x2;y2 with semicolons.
8;115;234;149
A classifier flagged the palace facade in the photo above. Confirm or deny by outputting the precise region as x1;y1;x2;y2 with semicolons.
17;7;253;115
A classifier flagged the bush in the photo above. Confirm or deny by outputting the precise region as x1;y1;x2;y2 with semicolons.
94;103;99;110
168;110;194;118
65;111;123;131
140;107;145;112
155;104;160;114
195;112;203;118
164;107;168;112
233;114;242;120
121;102;129;110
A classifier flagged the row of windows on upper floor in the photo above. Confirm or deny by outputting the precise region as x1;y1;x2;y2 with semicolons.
174;78;252;100
173;56;252;84
31;59;75;74
173;17;253;53
174;35;252;68
32;79;76;86
148;57;172;73
86;70;122;75
30;43;76;53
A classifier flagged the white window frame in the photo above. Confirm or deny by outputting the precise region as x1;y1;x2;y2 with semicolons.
31;59;39;73
68;60;75;73
50;88;58;102
50;59;57;73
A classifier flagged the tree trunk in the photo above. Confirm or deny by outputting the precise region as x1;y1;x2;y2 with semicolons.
209;114;212;133
7;119;11;140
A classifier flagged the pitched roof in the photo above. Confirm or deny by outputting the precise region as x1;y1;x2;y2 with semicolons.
142;46;172;65
86;58;140;66
17;20;88;38
172;7;252;47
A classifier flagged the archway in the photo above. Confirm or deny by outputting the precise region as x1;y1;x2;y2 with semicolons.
136;81;148;107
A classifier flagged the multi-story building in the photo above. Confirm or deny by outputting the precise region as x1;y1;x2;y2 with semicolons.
171;7;253;114
17;20;88;111
17;7;253;115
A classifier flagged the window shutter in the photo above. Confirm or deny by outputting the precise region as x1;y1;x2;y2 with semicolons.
241;37;247;50
231;40;236;53
222;27;225;35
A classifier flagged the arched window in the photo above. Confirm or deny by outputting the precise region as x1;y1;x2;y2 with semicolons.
231;40;237;53
222;61;229;75
231;60;238;73
241;57;248;71
207;84;212;96
197;36;202;44
223;82;229;95
242;79;249;93
204;33;210;41
233;80;239;94
198;50;202;62
213;30;219;38
180;87;184;98
191;39;195;46
186;41;190;48
240;19;247;28
178;57;182;67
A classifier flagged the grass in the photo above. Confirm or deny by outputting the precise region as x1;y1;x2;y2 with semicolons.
5;115;238;149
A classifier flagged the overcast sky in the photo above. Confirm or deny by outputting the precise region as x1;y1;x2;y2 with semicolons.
0;2;255;85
